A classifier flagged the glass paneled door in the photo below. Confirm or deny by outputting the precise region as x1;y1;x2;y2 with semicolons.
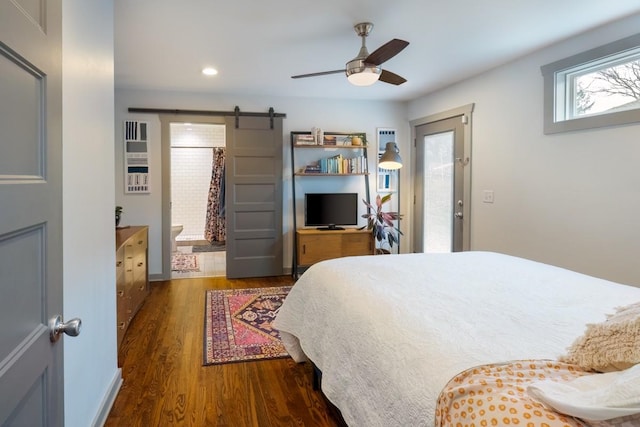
414;116;467;253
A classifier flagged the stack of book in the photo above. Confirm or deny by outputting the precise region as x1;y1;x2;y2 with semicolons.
295;134;316;145
302;163;322;174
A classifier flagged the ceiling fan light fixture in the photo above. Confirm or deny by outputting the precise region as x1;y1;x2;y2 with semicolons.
202;67;218;76
346;59;381;86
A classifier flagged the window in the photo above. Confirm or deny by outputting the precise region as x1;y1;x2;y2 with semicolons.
541;33;640;134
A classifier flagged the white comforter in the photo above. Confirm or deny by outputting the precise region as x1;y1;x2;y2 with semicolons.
273;251;640;427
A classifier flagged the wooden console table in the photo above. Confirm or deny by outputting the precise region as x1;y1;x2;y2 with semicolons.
296;228;373;268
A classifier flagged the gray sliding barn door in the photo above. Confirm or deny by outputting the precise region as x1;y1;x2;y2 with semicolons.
225;116;283;278
0;0;66;425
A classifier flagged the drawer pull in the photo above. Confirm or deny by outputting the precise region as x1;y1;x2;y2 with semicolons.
139;285;145;291
116;261;123;267
117;290;124;297
137;240;144;245
302;244;306;255
137;262;144;267
118;321;126;329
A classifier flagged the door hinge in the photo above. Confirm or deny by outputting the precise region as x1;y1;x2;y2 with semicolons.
461;115;468;125
413;194;416;204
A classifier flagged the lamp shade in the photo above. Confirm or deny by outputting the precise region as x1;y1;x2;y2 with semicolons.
378;142;402;169
346;59;381;86
347;67;381;86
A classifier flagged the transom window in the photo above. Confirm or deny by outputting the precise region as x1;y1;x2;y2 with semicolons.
541;34;640;134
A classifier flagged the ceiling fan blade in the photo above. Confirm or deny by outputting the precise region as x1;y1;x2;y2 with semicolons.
291;69;345;79
365;39;409;66
379;69;407;85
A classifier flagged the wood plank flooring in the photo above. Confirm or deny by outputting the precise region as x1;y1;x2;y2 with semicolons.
105;276;346;427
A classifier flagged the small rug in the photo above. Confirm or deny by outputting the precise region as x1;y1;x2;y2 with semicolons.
203;286;292;365
192;242;226;253
171;253;200;272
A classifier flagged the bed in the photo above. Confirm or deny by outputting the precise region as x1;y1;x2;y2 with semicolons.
273;251;640;427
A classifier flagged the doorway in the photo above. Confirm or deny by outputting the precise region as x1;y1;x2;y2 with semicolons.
169;122;226;278
412;104;473;253
158;111;285;280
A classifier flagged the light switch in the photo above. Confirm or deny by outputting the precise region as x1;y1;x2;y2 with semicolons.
483;190;494;203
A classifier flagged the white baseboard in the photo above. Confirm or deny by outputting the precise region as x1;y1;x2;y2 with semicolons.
91;368;123;427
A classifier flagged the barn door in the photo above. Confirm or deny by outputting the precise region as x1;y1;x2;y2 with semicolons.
225;116;283;278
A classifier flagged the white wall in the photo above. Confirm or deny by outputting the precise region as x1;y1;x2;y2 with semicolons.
114;90;409;276
409;13;640;287
63;2;120;426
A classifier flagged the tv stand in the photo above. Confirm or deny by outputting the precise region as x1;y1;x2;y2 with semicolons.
316;224;344;231
296;228;373;269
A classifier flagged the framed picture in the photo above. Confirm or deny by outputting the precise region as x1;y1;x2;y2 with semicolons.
377;128;398;192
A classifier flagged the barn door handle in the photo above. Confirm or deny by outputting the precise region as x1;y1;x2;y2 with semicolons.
49;315;82;342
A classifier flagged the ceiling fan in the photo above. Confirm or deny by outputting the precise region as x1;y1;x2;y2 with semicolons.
291;22;409;87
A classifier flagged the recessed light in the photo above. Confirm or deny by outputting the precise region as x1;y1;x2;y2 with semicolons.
202;67;218;76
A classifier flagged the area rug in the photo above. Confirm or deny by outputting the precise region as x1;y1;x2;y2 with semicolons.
192;242;225;253
203;286;292;365
171;253;200;272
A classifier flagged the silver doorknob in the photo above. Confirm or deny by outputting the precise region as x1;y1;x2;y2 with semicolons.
49;315;82;342
454;212;463;219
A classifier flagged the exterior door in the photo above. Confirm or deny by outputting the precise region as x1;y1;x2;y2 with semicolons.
414;116;467;253
225;116;283;278
0;0;65;425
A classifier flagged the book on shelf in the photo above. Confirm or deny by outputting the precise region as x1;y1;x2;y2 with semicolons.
295;134;317;145
315;154;367;174
322;135;337;145
303;162;321;173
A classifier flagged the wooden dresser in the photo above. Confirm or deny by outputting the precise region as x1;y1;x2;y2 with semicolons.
296;228;373;267
115;226;149;348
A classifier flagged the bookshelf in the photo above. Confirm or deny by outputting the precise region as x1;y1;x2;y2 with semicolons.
290;131;371;277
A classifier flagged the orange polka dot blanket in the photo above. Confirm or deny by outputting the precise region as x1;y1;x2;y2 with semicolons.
435;360;640;427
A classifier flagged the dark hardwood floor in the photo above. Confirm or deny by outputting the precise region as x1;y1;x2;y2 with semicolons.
105;276;345;427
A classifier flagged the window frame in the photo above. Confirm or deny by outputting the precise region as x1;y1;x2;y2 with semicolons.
541;33;640;134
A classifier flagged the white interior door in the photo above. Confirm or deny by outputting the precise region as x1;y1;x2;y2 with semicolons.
0;0;65;424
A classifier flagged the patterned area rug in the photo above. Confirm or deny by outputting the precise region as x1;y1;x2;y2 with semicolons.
171;253;200;272
204;286;292;365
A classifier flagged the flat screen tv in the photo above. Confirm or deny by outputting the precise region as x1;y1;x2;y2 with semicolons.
305;193;358;230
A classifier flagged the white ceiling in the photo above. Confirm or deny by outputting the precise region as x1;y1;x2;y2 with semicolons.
114;1;640;102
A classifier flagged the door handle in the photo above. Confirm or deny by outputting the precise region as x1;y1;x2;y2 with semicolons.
454;212;463;219
49;315;82;342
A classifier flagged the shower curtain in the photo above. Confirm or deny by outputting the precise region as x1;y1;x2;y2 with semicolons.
204;147;226;243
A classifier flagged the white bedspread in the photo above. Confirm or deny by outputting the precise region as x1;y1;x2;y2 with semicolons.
273;251;640;427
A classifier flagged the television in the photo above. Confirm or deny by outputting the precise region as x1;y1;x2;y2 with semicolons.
305;193;358;230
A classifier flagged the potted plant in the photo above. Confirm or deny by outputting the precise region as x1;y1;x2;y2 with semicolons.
361;194;402;254
348;133;367;146
115;206;123;227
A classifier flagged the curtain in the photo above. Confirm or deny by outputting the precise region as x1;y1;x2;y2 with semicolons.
204;147;226;243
